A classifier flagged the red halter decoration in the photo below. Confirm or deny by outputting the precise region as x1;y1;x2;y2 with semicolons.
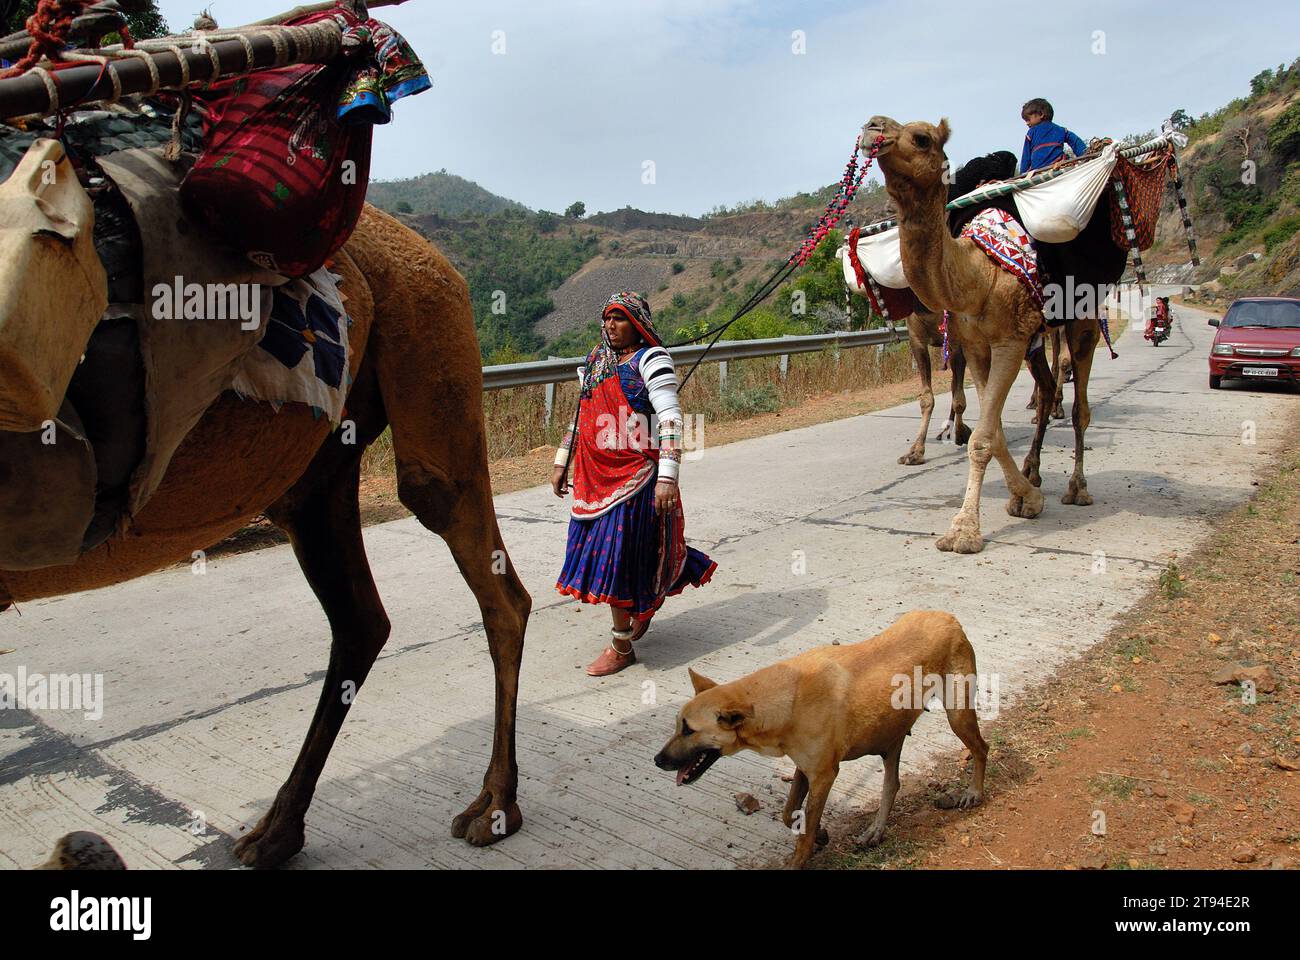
791;134;885;267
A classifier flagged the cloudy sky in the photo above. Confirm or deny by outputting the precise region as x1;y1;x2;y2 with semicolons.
158;0;1300;215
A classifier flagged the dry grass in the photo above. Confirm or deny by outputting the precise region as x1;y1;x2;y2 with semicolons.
361;340;918;485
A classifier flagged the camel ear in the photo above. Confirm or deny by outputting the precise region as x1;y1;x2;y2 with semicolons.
688;668;718;694
936;118;951;146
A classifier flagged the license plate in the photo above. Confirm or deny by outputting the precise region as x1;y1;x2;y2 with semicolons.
1243;367;1279;377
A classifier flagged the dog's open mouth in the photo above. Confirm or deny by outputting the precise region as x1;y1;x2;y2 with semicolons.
675;749;721;786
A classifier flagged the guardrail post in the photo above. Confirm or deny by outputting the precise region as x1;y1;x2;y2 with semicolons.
544;356;558;425
718;360;728;394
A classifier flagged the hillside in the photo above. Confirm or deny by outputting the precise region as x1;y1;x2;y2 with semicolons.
384;174;894;361
1146;57;1300;299
367;170;528;217
377;55;1300;363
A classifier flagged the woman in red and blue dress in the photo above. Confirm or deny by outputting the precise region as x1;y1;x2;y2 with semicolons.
551;292;717;676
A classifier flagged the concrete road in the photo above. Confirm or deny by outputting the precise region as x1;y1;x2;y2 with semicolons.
2;293;1295;869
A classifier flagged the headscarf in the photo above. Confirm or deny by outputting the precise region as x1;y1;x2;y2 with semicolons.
581;292;660;395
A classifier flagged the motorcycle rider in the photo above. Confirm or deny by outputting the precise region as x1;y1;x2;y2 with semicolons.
1145;296;1171;341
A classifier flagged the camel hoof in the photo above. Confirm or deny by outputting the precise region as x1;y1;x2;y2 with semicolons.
1006;489;1044;519
936;529;983;554
1061;485;1093;506
1051;407;1066;420
452;794;523;847
898;451;926;466
955;423;971;447
856;824;888;848
232;813;305;869
816;827;830;847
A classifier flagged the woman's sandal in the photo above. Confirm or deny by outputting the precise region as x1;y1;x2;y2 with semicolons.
586;619;652;677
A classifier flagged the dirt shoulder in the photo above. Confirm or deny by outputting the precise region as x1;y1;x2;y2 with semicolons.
820;420;1300;871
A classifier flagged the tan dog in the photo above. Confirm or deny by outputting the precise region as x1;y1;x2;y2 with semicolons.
654;610;989;868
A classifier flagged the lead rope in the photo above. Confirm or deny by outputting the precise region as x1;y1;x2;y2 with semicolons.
672;134;885;391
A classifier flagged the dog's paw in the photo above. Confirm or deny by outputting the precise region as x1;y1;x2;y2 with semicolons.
815;827;830;847
935;789;983;811
856;825;888;848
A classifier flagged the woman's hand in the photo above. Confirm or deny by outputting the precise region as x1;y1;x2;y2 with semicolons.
654;479;679;514
551;465;569;498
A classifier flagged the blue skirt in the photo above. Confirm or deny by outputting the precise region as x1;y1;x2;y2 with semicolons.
556;480;716;621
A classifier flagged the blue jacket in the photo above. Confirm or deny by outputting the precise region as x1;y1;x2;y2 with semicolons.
1020;121;1088;173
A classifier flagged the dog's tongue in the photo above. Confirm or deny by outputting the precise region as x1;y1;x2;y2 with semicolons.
675;767;690;786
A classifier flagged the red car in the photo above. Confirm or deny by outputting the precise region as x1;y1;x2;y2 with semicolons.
1208;297;1300;390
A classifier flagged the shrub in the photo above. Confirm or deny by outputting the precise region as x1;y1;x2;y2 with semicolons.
671;261;685;274
1263;215;1300;253
721;382;781;417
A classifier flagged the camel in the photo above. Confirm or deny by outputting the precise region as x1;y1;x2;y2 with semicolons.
0;205;532;868
898;307;970;465
864;115;1079;554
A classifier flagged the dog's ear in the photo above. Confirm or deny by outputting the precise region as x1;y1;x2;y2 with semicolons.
935;118;951;147
717;706;752;730
688;668;718;694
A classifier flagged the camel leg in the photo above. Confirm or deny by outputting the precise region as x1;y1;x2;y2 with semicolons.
1020;341;1055;489
1062;318;1099;506
938;342;1039;553
1050;327;1067;420
234;364;393;868
857;737;904;847
363;264;531;847
900;338;934;465
947;343;972;447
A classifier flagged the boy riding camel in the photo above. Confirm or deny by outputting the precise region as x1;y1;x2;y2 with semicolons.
1020;98;1088;173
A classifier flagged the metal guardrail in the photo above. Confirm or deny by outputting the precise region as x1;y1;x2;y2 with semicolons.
480;326;906;391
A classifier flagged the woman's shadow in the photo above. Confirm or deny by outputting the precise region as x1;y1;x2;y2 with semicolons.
633;585;831;674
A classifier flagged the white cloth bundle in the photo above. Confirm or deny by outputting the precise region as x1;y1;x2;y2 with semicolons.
840;224;910;291
1005;144;1118;243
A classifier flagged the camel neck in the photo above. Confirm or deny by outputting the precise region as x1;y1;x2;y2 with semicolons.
889;179;984;316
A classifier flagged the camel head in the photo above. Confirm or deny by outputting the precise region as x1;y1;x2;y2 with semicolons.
862;115;951;191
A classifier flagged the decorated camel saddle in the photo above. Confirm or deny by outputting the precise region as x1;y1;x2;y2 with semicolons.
0;2;429;571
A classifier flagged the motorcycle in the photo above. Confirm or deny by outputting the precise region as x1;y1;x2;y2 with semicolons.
1146;301;1173;347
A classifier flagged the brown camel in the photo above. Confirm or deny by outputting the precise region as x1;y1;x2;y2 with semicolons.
864;116;1078;554
898;307;970;465
0;205;532;867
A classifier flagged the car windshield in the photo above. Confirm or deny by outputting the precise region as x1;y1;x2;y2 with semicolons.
1221;301;1300;329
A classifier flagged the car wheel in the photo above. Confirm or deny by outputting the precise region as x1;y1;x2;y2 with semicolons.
1209;374;1221;389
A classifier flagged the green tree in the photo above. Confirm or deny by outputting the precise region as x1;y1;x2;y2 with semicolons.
4;0;168;41
564;201;586;219
395;200;414;214
1169;108;1191;130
